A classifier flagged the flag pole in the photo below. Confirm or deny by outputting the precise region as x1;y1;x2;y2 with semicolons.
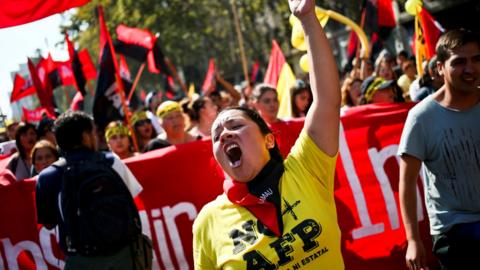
98;6;139;152
230;0;250;88
127;63;145;102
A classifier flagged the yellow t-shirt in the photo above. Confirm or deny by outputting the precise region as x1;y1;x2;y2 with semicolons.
193;131;344;270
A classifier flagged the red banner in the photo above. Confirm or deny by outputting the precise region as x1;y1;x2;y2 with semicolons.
0;0;91;29
21;107;56;123
0;103;438;269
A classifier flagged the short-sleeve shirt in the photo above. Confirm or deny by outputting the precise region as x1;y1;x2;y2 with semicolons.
193;131;344;269
398;96;480;235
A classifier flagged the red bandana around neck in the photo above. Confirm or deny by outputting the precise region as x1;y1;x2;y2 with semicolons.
223;159;284;237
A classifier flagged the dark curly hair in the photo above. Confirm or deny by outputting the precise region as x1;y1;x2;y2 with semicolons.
53;110;94;152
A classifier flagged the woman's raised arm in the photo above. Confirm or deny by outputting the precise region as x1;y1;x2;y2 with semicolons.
289;0;341;156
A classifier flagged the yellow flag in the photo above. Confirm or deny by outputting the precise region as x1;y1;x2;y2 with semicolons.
415;15;427;76
277;63;296;119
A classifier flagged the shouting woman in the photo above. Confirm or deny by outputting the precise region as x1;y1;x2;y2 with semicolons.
193;0;344;269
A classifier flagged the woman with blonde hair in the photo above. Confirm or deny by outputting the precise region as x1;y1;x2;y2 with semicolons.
30;139;59;176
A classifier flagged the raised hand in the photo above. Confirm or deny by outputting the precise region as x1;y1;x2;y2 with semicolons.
288;0;315;18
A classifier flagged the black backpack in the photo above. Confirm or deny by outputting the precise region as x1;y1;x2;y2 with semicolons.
55;151;141;256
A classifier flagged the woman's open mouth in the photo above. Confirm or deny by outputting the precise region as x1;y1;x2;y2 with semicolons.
225;143;242;168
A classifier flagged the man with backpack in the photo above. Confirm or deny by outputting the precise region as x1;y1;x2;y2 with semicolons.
35;111;152;269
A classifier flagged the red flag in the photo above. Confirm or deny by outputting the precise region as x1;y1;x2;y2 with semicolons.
263;40;285;87
27;58;55;116
419;8;443;59
201;58;216;94
0;0;91;28
10;74;36;102
36;55;59;90
377;0;396;28
78;49;97;80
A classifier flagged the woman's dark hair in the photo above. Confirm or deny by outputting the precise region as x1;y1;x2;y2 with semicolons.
218;107;283;162
14;122;37;159
290;80;312;117
53;110;94;152
184;96;208;122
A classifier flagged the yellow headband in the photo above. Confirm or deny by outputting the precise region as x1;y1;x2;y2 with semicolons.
156;101;182;119
364;77;386;103
131;111;148;126
105;125;130;142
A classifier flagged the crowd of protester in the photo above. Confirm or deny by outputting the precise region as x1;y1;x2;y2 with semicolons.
0;40;444;182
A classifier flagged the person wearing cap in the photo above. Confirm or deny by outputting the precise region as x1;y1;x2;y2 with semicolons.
105;121;138;159
131;111;158;152
156;100;197;145
359;76;397;104
398;29;480;270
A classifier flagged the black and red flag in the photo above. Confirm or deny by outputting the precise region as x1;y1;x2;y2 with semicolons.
0;0;91;28
66;33;87;96
37;54;61;90
115;24;171;76
27;58;56;116
94;6;138;134
115;24;154;62
56;50;96;88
